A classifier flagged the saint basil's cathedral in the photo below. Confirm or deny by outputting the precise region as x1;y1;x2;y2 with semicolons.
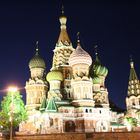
19;8;140;134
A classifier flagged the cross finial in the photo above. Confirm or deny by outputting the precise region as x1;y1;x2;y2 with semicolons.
129;55;133;62
77;32;80;44
61;4;64;15
94;45;98;55
36;41;39;55
129;55;134;68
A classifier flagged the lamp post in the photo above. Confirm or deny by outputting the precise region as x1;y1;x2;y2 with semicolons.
8;87;17;140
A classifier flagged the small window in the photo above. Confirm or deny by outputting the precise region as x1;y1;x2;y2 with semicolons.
103;126;106;130
89;109;92;113
99;110;102;114
85;109;88;113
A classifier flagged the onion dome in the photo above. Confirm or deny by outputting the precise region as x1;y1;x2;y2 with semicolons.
46;69;63;82
29;41;46;69
93;76;102;84
93;48;108;77
94;65;108;77
69;33;92;66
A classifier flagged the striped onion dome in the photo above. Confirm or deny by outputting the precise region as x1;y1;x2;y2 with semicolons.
90;48;108;78
69;38;92;66
94;65;108;77
93;76;102;84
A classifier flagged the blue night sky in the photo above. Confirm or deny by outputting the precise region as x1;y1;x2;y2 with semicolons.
0;0;140;109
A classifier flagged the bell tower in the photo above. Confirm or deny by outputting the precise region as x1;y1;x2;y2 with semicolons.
126;57;140;110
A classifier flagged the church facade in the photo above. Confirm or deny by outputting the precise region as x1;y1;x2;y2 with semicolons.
19;8;140;134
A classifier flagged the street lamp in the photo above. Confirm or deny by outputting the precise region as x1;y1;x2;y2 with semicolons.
8;87;17;140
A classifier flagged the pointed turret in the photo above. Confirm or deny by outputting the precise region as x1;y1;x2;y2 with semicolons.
127;57;140;97
46;98;58;112
129;57;138;81
126;56;140;110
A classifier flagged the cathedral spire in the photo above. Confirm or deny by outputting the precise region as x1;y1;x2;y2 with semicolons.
129;56;138;81
126;56;140;109
127;56;140;98
52;5;74;69
58;5;71;45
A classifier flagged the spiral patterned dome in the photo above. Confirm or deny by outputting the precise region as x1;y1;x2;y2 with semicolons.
89;51;108;78
46;70;63;82
29;54;46;69
93;53;108;77
69;40;92;66
94;65;108;77
29;42;46;69
93;76;102;84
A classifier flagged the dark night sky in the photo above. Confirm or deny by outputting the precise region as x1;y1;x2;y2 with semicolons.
0;0;140;109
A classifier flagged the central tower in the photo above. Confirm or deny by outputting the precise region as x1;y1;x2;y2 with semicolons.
51;7;74;99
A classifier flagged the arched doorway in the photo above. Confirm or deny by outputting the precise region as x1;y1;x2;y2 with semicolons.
65;121;75;132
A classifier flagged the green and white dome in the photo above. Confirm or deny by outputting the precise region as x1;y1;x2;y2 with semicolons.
90;51;108;78
94;65;108;77
93;76;102;84
46;70;63;82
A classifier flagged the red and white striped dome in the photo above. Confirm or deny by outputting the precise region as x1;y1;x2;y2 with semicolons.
69;41;92;66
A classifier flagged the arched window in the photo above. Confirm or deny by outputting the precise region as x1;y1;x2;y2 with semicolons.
85;109;88;113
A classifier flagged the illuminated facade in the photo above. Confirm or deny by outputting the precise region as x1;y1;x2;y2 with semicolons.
19;8;140;134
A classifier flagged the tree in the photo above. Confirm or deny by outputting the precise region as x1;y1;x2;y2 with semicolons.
126;117;137;126
0;90;27;131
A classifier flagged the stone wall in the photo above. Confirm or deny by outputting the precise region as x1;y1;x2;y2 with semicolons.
0;132;140;140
